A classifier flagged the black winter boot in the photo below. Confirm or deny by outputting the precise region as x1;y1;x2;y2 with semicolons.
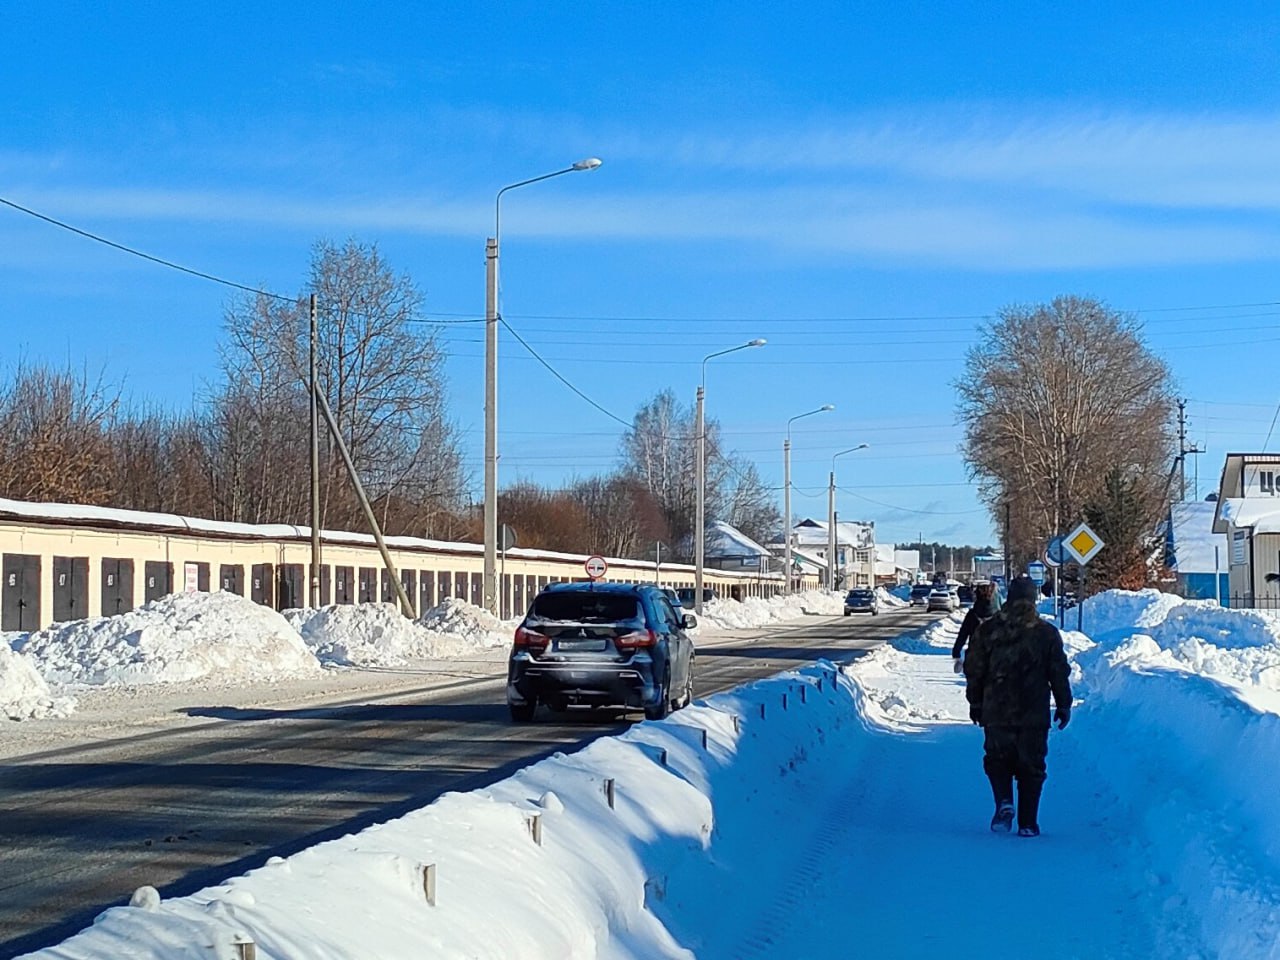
1017;779;1044;836
990;802;1014;833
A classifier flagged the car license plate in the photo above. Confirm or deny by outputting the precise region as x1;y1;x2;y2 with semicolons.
555;638;606;652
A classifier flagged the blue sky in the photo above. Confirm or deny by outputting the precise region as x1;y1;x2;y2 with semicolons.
4;1;1280;547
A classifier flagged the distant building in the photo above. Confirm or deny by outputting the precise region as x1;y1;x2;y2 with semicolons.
1211;453;1280;608
893;549;921;584
1164;500;1228;602
704;521;773;573
972;555;1005;581
772;518;875;588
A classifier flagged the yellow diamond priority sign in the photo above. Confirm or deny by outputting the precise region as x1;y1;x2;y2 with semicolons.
1063;521;1105;566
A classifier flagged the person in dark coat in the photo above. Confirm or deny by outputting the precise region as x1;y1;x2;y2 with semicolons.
963;574;1072;837
951;581;996;672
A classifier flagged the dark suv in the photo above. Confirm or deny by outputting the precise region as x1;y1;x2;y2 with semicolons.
506;582;696;722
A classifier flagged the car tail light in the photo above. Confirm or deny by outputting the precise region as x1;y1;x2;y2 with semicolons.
513;626;549;652
615;629;657;649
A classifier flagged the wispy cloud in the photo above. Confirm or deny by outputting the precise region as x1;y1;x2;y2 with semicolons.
9;105;1280;271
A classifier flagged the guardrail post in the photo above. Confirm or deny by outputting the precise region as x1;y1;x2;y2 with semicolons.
232;937;256;960
759;702;766;720
800;686;808;704
527;813;543;846
732;715;740;734
604;778;616;809
656;748;668;767
700;728;708;749
782;692;788;711
422;863;437;906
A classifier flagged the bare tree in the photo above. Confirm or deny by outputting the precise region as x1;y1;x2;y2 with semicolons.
216;239;465;534
0;362;118;505
619;389;734;560
956;295;1174;583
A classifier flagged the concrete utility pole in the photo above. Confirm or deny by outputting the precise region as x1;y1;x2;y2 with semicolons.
828;444;869;590
783;405;834;593
1176;398;1204;502
696;340;765;614
483;158;601;615
309;294;321;608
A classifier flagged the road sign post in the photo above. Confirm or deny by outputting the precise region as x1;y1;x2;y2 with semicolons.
1027;561;1046;588
1062;522;1105;632
584;555;608;581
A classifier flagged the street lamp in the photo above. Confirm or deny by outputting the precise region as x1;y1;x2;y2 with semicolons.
484;158;602;616
828;444;869;590
695;339;767;615
783;404;835;594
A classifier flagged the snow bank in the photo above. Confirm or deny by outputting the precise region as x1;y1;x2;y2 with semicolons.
875;586;908;608
0;642;75;720
289;599;512;666
699;589;842;629
1077;589;1280;695
20;663;866;960
418;596;512;652
15;592;322;687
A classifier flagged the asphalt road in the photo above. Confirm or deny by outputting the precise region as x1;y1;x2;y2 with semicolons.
0;607;932;957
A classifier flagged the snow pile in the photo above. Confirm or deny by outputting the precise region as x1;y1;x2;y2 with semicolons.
875;586;908;608
15;592;322;687
699;589;842;629
288;599;513;666
289;603;438;666
1077;589;1280;696
0;642;75;720
417;597;513;653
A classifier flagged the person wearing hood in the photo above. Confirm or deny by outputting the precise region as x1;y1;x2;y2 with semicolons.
962;574;1072;837
950;580;996;672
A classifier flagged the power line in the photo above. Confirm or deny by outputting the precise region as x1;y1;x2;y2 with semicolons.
837;485;986;516
0;196;293;302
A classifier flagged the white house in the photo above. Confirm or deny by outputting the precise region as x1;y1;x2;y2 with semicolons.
1211;453;1280;607
772;518;876;588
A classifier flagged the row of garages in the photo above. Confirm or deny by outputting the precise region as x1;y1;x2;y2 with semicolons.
0;500;793;632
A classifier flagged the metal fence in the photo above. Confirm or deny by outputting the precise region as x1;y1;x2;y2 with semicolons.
1226;595;1280;611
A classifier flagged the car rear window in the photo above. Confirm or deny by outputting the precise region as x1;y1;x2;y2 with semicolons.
911;586;931;595
530;591;642;623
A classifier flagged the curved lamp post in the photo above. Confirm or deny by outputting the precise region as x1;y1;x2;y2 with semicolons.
783;404;835;594
694;339;766;614
828;444;869;590
484;158;602;615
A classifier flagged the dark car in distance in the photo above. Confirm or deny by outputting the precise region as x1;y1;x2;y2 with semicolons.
956;584;975;608
676;587;718;607
909;584;933;607
843;588;879;615
506;582;696;722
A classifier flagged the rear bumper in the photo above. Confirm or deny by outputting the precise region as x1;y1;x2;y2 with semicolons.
844;605;876;613
507;653;662;709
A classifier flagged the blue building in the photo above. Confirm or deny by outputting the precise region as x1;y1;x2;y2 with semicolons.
1165;500;1230;603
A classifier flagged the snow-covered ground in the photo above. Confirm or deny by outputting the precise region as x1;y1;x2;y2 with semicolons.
21;587;1280;959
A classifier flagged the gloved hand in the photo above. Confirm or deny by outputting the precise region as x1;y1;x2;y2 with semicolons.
1054;705;1071;729
952;657;964;674
969;703;982;725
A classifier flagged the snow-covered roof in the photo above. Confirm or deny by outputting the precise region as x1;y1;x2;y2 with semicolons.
1215;497;1280;535
789;518;873;548
0;497;777;579
705;521;770;558
791;547;829;573
1166;501;1229;574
